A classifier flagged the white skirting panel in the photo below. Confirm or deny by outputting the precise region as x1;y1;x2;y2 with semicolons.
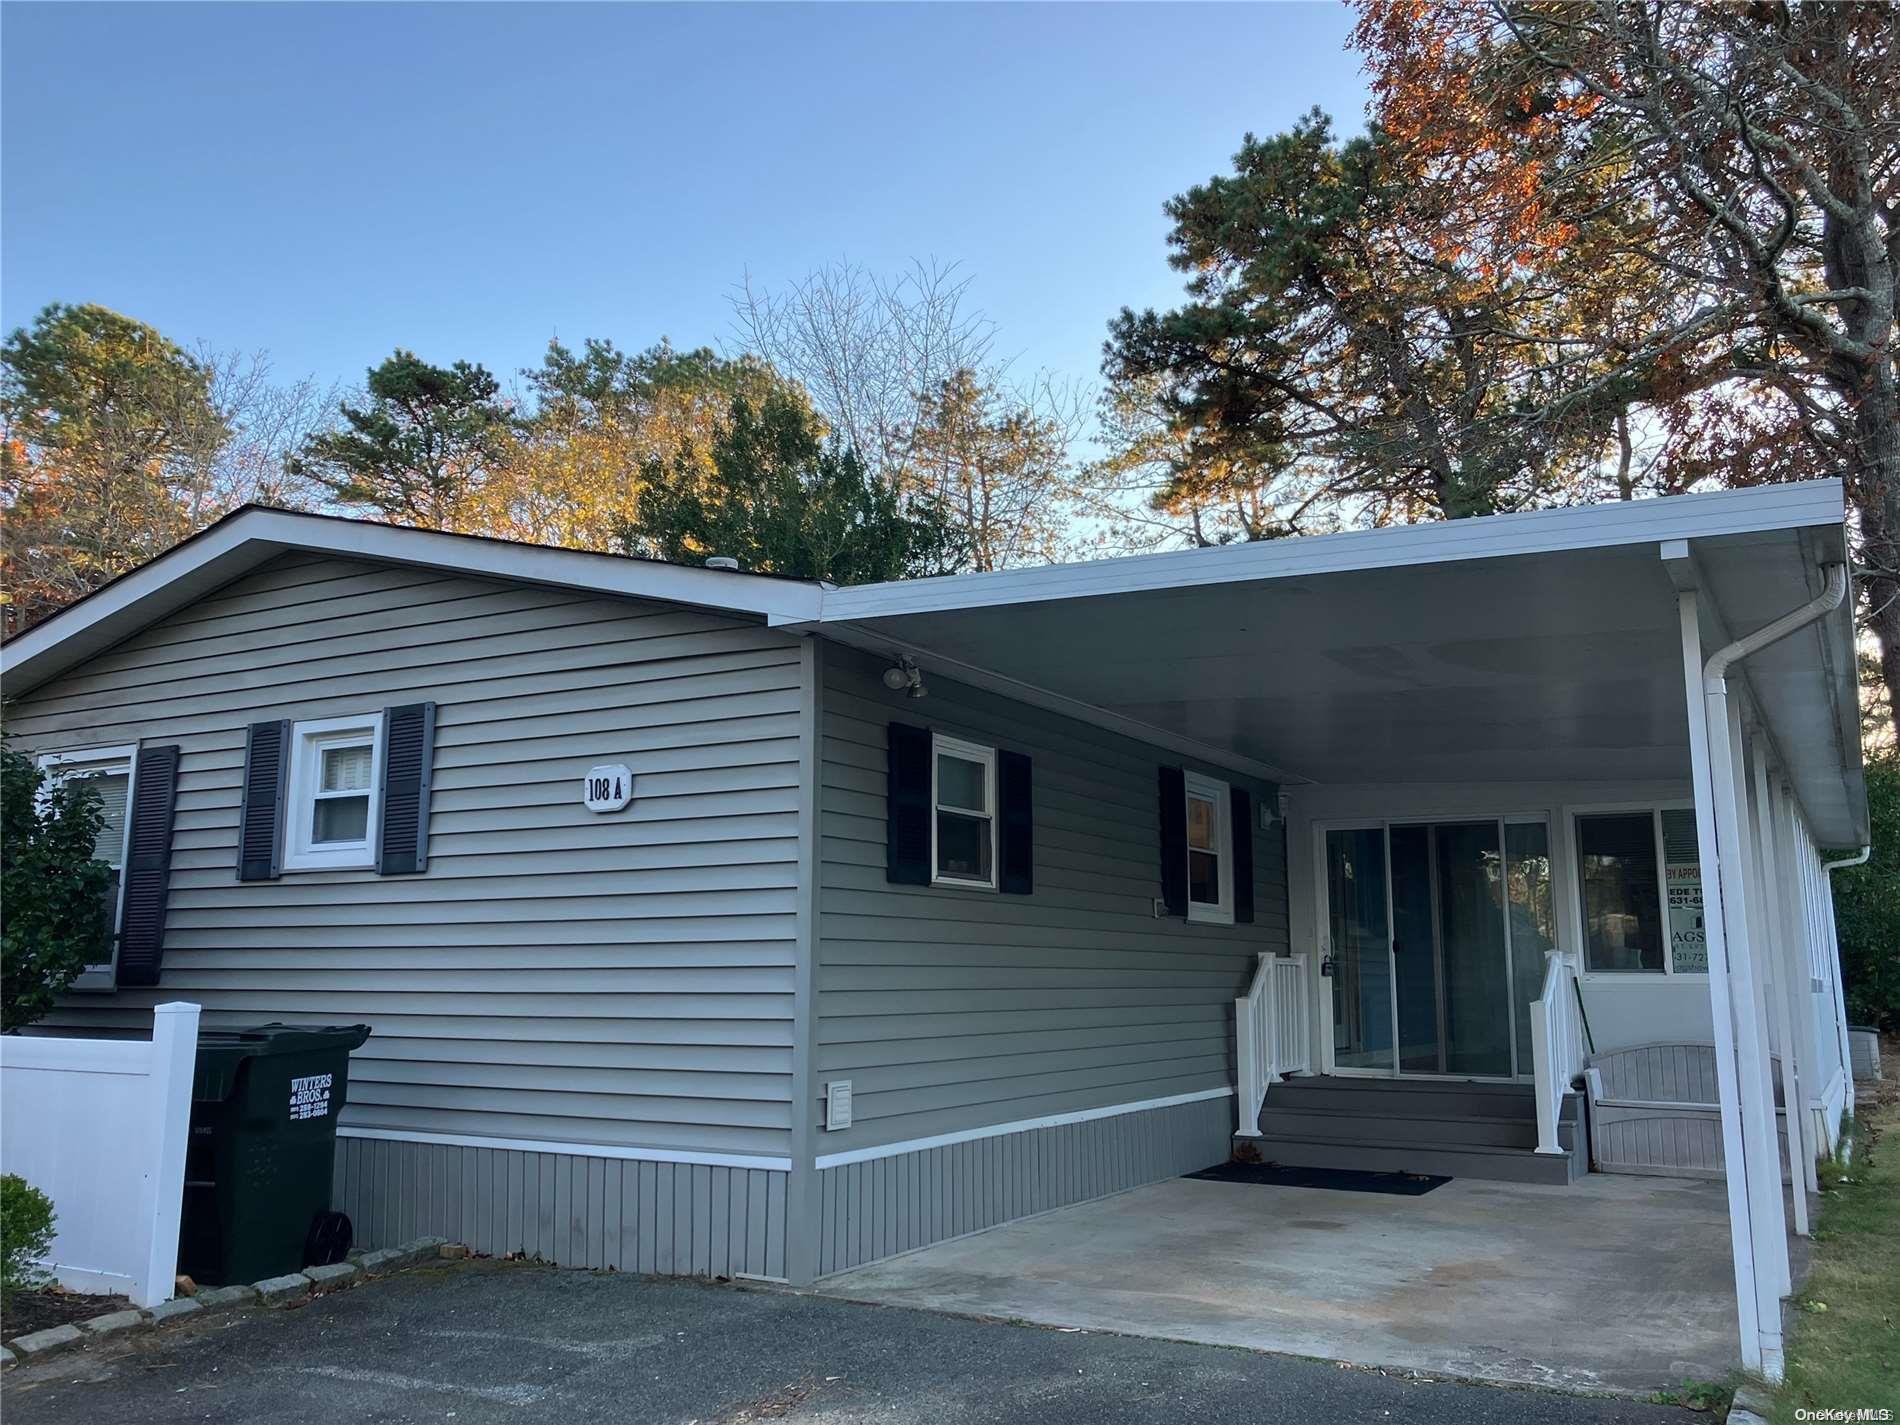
814;1092;1233;1277
332;1135;789;1280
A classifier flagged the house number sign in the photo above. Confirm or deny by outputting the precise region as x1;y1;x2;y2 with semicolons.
582;763;634;813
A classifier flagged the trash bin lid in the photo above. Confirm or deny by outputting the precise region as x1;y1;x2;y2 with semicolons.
193;1023;371;1101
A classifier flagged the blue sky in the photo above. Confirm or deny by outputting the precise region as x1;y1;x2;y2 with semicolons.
2;2;1372;399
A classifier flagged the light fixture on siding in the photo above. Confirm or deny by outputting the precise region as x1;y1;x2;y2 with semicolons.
882;655;927;699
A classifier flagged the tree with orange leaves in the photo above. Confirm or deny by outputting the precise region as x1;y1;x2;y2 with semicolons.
1100;109;1661;543
1355;0;1898;724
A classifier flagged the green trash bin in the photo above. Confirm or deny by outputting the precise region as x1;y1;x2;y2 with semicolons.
178;1023;372;1286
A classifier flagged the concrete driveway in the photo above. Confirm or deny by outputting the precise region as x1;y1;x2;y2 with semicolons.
1;1259;1697;1425
817;1170;1741;1396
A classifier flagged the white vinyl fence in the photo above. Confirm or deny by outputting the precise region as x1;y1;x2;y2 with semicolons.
0;1002;198;1307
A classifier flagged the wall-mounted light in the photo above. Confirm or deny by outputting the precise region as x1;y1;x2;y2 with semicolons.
881;655;927;699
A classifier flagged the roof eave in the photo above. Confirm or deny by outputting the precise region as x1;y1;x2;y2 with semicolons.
0;507;826;698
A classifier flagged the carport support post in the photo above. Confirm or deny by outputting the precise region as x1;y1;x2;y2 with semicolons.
1674;592;1774;1378
1723;705;1795;1294
1752;746;1811;1233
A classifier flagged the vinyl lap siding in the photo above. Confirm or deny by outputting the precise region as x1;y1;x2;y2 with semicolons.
8;553;804;1162
815;642;1288;1158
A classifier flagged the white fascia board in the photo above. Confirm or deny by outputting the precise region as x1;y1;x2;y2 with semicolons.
2;507;825;695
804;479;1848;624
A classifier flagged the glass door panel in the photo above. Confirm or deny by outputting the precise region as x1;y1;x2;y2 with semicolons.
1325;827;1394;1071
1505;822;1556;1074
1388;824;1442;1074
1434;821;1513;1077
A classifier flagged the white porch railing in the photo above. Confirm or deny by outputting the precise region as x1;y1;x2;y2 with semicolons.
0;1002;199;1306
1528;950;1585;1155
1235;952;1311;1133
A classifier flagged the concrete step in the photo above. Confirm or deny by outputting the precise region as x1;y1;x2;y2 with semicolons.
1234;1132;1584;1186
1265;1077;1580;1123
1256;1107;1545;1150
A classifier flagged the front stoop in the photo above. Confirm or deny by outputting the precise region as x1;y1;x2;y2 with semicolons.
1236;1076;1587;1185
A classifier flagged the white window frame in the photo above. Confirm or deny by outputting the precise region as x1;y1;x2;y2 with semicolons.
283;713;386;873
1569;800;1706;979
37;744;139;987
1184;770;1234;925
930;733;998;892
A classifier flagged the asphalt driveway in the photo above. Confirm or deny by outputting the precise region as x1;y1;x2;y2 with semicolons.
2;1259;1700;1425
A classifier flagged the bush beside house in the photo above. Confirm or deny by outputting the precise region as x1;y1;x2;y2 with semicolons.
1832;752;1900;1034
0;1175;56;1302
0;741;111;1032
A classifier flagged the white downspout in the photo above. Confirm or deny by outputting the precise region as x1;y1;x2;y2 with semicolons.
1697;561;1847;1382
1822;847;1871;873
1703;564;1849;687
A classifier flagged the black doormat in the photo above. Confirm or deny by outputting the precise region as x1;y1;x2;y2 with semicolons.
1185;1161;1449;1195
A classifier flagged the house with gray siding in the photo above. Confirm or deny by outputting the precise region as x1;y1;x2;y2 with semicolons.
0;482;1865;1375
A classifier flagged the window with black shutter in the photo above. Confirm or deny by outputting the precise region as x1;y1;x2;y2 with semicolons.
115;745;182;987
887;724;1033;895
238;706;436;878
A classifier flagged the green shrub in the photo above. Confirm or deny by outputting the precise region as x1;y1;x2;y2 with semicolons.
0;1173;57;1300
1831;752;1900;1033
0;740;113;1031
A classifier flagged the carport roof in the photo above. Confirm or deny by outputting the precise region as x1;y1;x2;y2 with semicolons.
0;481;1863;845
794;479;1864;846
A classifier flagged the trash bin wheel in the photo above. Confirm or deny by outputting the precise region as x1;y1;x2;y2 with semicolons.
304;1210;353;1268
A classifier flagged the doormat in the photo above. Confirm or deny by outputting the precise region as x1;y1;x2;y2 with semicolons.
1185;1161;1449;1195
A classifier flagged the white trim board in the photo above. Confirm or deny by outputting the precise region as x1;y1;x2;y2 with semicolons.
335;1127;792;1173
812;1087;1236;1170
805;479;1846;622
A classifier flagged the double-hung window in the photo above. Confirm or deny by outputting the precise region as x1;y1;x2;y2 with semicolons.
38;745;138;978
283;714;386;872
1185;771;1234;924
931;734;997;890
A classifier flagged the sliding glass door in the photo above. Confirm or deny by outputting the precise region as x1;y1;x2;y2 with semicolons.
1322;818;1555;1079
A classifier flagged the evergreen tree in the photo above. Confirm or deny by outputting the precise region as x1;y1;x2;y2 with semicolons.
1;303;228;631
622;389;963;583
291;350;515;529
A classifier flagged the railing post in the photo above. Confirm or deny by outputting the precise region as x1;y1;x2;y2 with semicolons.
1234;994;1255;1134
140;1002;199;1308
1260;953;1279;1085
1530;999;1560;1154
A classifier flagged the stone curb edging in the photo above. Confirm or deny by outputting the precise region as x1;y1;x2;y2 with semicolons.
2;1238;460;1368
1724;1383;1774;1425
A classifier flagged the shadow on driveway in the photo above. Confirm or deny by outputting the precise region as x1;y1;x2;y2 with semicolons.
3;1260;1704;1425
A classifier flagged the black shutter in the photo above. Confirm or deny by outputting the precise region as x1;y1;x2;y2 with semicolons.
998;750;1033;895
886;721;932;885
1231;785;1255;924
1157;765;1188;917
236;720;289;881
115;745;181;988
378;702;436;875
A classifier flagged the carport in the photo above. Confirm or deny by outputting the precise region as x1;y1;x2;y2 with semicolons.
792;478;1862;1383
